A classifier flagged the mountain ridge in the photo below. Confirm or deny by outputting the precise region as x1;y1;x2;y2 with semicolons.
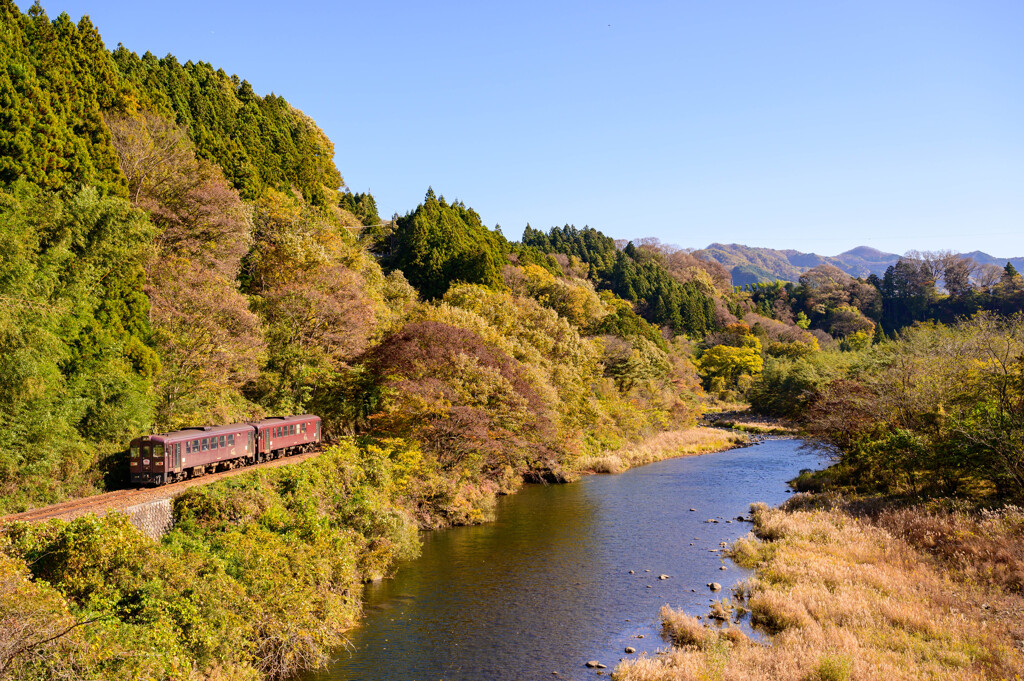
693;243;1024;286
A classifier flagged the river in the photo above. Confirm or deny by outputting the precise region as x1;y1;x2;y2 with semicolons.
304;438;825;681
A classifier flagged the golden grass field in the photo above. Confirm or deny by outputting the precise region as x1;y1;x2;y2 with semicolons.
614;498;1024;681
573;428;748;475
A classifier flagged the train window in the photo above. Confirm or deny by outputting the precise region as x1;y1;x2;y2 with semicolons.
185;441;190;454
228;434;234;446
219;435;226;448
201;438;209;451
130;445;139;458
301;422;307;433
275;426;280;438
154;444;164;458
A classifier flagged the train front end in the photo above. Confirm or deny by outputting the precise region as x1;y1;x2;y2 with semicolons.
129;435;170;486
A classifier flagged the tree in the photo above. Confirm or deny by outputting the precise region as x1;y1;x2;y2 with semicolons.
107;112;263;427
877;258;938;332
359;321;556;479
381;190;508;299
246;192;380;417
0;182;156;511
696;342;764;389
339;190;380;226
827;305;875;339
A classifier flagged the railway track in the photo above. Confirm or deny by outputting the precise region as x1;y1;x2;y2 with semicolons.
1;447;325;525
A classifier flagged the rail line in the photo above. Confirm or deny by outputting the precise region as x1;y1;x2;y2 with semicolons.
1;447;325;525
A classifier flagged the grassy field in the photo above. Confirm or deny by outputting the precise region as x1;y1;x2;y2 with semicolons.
573;428;747;475
614;496;1024;681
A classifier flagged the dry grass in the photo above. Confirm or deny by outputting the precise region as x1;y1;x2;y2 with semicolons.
874;505;1024;595
574;428;746;475
704;409;798;435
661;605;749;647
614;501;1024;681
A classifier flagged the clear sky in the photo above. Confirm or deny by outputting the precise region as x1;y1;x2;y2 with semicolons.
19;0;1024;256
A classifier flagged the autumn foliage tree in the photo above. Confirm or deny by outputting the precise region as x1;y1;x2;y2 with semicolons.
359;321;558;501
106;112;263;428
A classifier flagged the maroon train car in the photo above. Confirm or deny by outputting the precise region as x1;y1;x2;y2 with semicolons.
253;414;322;461
129;423;256;486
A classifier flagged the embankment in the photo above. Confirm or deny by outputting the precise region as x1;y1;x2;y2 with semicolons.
614;496;1024;681
573;427;748;475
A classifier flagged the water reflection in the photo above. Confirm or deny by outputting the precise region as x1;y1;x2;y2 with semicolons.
306;439;825;681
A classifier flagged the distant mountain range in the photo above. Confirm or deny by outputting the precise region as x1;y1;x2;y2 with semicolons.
693;243;1024;286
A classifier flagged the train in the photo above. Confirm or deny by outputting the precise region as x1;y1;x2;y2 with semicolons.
129;414;322;486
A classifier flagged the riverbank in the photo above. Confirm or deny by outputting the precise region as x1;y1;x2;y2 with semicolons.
614;495;1024;681
703;410;798;436
573;427;748;475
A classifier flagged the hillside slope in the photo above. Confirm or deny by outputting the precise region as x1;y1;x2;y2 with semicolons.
696;243;1024;285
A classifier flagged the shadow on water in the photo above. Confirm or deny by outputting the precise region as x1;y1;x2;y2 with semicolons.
304;439;827;681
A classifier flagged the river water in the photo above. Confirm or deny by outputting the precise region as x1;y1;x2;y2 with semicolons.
305;438;825;681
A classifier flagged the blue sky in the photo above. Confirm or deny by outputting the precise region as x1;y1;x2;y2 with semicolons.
21;0;1024;256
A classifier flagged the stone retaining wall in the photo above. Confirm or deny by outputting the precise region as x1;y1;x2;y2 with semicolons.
120;498;174;540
